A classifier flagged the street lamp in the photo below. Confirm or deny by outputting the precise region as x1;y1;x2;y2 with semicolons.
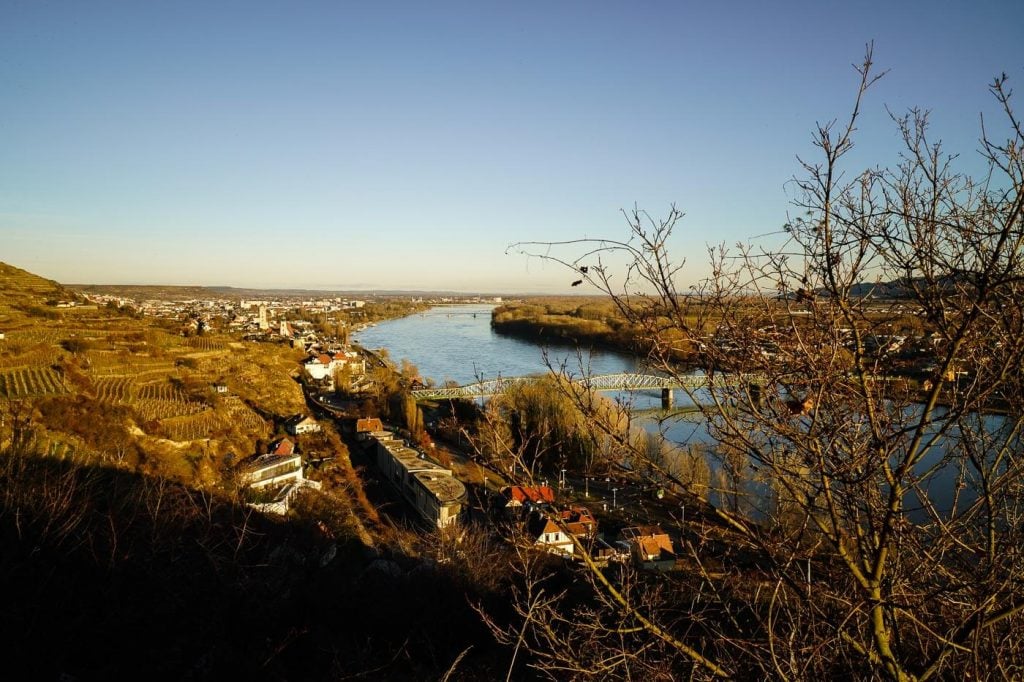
612;487;618;509
585;476;590;498
560;468;566;489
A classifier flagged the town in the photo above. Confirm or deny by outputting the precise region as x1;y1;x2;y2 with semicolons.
77;286;691;573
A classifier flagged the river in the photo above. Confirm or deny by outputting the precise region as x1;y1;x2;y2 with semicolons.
353;303;715;464
354;304;1004;517
354;304;638;385
353;304;708;415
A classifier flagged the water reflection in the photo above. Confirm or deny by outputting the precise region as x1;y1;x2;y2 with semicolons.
354;305;1013;520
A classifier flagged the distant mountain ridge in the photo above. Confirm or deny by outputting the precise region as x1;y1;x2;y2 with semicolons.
70;283;509;299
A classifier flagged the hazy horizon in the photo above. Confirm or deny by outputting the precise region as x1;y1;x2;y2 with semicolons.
3;2;1022;294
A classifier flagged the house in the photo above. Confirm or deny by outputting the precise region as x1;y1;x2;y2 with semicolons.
238;452;321;514
212;383;229;394
621;525;677;571
303;348;367;385
501;485;556;511
239;453;303;489
526;513;576;556
559;505;598;540
268;437;295;456
355;417;384;440
524;506;597;557
286;415;321;436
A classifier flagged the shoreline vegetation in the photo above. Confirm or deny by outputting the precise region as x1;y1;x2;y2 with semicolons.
490;299;669;359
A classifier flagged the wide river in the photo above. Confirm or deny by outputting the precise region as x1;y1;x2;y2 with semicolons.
354;303;998;517
353;302;713;439
355;304;637;386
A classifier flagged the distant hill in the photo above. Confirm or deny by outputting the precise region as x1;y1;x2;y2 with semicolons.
0;262;77;328
847;281;913;299
0;261;70;302
70;282;491;300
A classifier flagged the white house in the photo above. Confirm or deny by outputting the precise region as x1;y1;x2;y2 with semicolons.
286;415;321;436
239;452;321;515
240;453;304;489
525;507;597;557
303;349;366;383
527;514;576;556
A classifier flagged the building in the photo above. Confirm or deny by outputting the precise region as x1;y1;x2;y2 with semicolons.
268;437;295;456
525;506;598;557
500;485;556;514
239;453;303;489
303;348;367;386
369;430;466;528
355;417;384;440
526;514;576;556
621;525;677;571
286;415;321;436
238;452;321;514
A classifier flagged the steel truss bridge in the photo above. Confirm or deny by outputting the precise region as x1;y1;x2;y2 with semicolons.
410;372;764;402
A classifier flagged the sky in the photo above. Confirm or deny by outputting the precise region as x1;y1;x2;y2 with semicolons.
1;1;1022;294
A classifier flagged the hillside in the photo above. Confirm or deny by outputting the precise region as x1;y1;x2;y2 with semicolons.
0;261;76;324
0;262;510;679
0;262;307;485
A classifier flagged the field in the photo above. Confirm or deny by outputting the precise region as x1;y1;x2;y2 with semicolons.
159;397;268;442
0;367;67;399
0;261;310;489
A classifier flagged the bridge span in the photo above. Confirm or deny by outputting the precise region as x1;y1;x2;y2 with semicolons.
411;372;763;408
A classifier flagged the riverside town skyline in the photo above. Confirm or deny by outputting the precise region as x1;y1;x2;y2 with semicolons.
2;1;1022;292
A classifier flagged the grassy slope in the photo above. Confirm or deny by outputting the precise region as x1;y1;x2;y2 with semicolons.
0;452;503;681
0;262;511;679
0;261;308;485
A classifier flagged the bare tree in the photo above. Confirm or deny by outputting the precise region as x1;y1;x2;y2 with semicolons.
498;46;1024;679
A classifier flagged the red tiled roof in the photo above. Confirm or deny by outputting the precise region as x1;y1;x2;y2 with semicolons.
507;486;556;504
269;438;295;456
356;417;383;433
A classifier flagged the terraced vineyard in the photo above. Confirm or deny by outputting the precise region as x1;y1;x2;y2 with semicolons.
5;328;64;345
136;381;188;402
157;397;269;442
161;410;222;441
38;435;101;463
186;336;228;352
0;344;62;370
0;367;67;398
224;396;269;433
90;358;178;379
135;398;207;422
0;263;63;294
94;377;137;404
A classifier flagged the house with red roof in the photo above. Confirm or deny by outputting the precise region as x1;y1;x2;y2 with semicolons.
502;485;556;508
303;348;366;387
268;437;295;456
524;506;599;557
620;525;677;571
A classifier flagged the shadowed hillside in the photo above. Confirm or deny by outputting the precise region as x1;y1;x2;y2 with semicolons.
0;442;507;680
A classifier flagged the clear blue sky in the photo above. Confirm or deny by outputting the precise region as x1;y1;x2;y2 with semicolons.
2;1;1021;293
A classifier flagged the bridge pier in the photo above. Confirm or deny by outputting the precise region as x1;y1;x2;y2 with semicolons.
749;382;763;409
661;388;674;409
